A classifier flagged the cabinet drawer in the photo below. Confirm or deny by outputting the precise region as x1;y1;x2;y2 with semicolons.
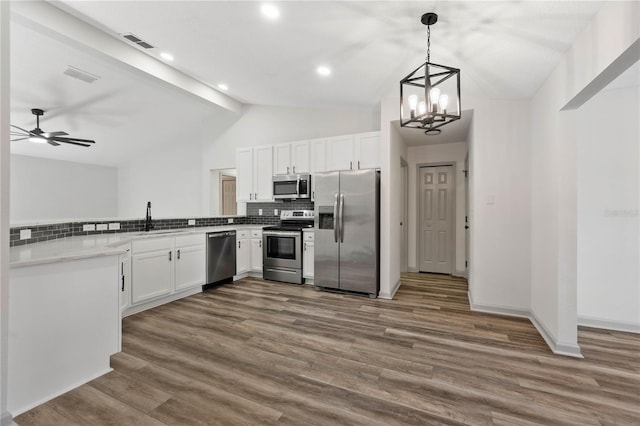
132;237;174;253
250;229;263;238
237;230;249;239
175;233;204;248
303;231;315;241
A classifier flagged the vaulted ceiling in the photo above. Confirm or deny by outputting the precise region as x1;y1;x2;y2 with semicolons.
9;1;612;165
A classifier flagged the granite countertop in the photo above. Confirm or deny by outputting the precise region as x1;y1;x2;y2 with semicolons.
10;225;265;268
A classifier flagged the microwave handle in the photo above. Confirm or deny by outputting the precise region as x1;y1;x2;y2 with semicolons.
296;177;300;197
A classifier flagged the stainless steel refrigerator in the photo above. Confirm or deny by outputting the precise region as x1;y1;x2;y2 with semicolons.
314;169;380;297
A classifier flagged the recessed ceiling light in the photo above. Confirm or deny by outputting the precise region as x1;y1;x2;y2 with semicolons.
218;84;229;91
160;52;174;61
261;4;280;19
317;66;331;77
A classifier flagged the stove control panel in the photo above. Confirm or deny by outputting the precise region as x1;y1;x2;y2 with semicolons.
280;210;315;220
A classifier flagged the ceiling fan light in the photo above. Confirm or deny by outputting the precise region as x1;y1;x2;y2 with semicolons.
29;136;47;144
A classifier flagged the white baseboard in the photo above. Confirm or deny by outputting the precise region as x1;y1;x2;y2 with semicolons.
578;316;640;333
1;412;16;426
453;270;466;278
408;267;419;273
122;286;202;317
467;292;583;358
379;279;401;299
10;368;112;417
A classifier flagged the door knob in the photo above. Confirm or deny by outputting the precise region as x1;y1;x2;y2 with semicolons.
465;225;469;229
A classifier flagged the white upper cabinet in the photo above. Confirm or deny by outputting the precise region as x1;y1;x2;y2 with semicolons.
310;138;327;174
236;146;273;202
253;145;273;201
354;131;381;170
273;141;310;175
236;147;254;202
325;135;355;172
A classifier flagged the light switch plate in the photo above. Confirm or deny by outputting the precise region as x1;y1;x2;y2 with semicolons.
96;224;108;231
274;209;279;216
228;218;234;224
188;219;196;226
20;229;32;240
108;222;121;230
83;224;96;231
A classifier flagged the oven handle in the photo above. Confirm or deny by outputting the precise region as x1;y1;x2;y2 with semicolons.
333;192;339;243
263;231;300;237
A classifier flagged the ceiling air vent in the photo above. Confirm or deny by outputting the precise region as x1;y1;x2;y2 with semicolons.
121;33;155;49
63;65;101;84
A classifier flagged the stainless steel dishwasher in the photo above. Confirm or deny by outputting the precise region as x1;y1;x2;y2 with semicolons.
206;230;236;284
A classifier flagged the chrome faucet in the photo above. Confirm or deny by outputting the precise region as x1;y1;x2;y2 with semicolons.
145;201;154;231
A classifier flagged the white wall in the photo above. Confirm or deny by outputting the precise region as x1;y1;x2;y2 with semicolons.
576;85;639;332
379;98;407;299
466;99;532;314
407;141;468;275
117;138;203;218
10;154;118;223
529;0;639;355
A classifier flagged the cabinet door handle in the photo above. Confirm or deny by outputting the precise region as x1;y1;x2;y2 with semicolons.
168;251;172;261
350;161;353;170
121;275;125;292
293;166;296;173
287;166;290;174
254;192;257;200
304;242;307;251
259;240;262;248
177;249;181;260
238;241;241;249
249;193;253;200
358;160;360;169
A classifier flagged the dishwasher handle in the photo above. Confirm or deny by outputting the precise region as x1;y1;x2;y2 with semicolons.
208;231;236;238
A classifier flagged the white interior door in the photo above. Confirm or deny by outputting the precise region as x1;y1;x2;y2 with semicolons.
401;160;408;273
419;166;454;274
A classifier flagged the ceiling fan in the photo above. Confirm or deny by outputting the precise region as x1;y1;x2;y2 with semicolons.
10;108;96;147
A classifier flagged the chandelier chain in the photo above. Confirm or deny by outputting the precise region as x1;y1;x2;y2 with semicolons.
426;25;431;63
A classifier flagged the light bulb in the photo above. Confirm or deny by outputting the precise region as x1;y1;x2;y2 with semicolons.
439;94;449;111
418;101;427;115
430;87;440;103
408;95;418;110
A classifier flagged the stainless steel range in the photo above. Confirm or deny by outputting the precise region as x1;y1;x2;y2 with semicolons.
263;210;314;284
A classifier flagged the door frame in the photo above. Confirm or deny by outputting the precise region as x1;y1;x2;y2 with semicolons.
416;162;457;275
400;157;409;273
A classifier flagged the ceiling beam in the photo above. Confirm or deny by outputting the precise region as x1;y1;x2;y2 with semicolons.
10;1;243;114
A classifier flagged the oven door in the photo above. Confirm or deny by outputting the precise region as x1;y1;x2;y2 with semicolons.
263;231;302;269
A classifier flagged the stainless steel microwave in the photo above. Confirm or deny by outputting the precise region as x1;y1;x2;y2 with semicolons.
273;174;311;200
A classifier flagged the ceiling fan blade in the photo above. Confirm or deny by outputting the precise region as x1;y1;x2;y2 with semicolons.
51;136;95;144
50;137;92;147
47;140;61;147
42;131;69;137
11;124;33;134
11;137;29;142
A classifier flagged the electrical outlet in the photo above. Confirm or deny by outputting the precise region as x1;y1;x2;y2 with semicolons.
274;209;279;216
258;209;263;216
96;224;108;231
83;224;96;231
108;222;121;230
20;229;31;240
188;219;196;226
228;218;234;224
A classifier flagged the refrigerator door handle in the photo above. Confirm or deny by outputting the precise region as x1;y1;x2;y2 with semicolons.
339;193;345;243
333;192;339;243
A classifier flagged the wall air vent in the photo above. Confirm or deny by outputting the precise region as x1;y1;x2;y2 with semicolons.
121;33;155;49
63;66;101;84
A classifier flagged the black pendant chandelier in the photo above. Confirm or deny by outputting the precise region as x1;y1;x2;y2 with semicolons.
400;13;461;135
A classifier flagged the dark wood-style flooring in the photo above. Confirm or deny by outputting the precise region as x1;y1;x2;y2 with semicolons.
16;273;640;425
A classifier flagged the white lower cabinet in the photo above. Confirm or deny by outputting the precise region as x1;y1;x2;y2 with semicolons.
130;234;205;307
250;229;263;272
303;231;314;279
119;252;131;312
175;234;206;291
236;230;250;274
